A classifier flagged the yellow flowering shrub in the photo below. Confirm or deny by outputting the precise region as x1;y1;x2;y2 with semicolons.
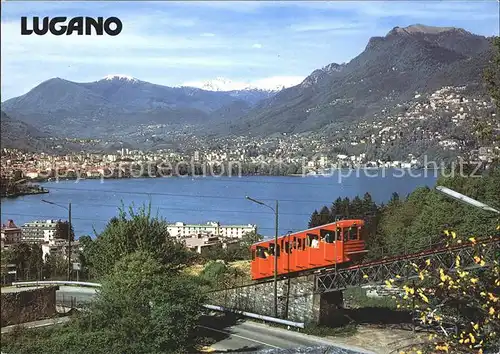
395;230;499;354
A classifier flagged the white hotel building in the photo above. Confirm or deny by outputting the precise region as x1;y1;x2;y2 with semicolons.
21;219;60;244
167;221;257;239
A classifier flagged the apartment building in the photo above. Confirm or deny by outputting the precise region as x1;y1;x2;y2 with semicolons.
167;221;257;239
21;219;60;244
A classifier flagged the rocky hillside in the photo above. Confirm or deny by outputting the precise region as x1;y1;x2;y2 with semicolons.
0;111;49;151
214;24;494;136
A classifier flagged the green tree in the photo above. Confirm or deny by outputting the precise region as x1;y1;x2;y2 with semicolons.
372;167;500;258
330;197;344;220
42;253;63;279
83;252;204;352
54;220;75;241
391;231;500;354
1;251;205;354
388;192;400;206
309;210;321;228
350;196;364;218
362;192;377;215
341;197;351;218
82;203;195;279
318;206;332;226
8;243;44;280
240;231;263;248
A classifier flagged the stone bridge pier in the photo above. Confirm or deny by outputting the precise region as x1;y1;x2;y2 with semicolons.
209;275;343;325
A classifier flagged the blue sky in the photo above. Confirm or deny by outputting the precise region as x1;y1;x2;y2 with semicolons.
1;1;499;99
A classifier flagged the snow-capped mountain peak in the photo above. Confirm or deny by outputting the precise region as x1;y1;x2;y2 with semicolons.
182;76;304;92
101;74;138;82
183;77;255;92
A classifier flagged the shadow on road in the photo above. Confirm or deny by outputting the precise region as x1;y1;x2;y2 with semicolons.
320;306;412;328
195;312;261;353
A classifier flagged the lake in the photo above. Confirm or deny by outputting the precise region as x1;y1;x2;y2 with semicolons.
0;170;439;238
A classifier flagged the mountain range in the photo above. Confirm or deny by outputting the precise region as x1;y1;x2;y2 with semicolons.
1;75;282;138
214;24;494;136
1;24;496;143
0;111;49;151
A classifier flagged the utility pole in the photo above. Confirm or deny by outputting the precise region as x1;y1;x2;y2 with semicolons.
274;200;279;318
246;196;279;318
41;199;73;281
68;202;72;281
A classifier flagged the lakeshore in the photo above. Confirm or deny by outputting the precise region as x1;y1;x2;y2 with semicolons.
2;188;49;199
0;184;49;199
22;165;444;183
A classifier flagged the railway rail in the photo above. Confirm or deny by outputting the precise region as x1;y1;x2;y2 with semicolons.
316;235;499;292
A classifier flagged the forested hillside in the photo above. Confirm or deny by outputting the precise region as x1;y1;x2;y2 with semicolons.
308;164;500;259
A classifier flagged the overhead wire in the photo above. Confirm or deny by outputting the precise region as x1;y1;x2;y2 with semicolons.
35;201;317;217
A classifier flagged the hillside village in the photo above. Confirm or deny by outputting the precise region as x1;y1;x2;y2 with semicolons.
2;85;498;180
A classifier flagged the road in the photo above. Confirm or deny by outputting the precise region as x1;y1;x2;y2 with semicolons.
55;287;373;353
1;317;70;334
56;286;97;305
197;314;374;354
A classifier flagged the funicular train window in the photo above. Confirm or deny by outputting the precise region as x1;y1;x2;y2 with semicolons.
307;233;319;248
252;249;256;260
269;243;275;256
257;246;268;259
285;241;291;253
292;237;297;249
348;226;357;240
320;229;334;243
342;228;348;242
297;238;303;250
276;244;281;256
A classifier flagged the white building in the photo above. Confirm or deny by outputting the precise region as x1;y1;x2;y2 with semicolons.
41;239;81;261
181;233;239;255
21;219;60;244
167;221;256;239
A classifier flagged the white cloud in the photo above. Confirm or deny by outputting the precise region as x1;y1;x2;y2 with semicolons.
1;1;498;99
289;20;369;33
166;1;274;13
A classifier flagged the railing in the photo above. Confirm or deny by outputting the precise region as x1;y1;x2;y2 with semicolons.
12;281;102;288
10;282;298;329
203;304;305;328
316;236;500;292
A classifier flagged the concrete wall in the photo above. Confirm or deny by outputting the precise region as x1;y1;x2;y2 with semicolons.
1;286;58;326
209;276;343;325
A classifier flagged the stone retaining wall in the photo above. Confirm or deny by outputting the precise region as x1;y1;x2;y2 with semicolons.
1;286;58;327
209;276;343;325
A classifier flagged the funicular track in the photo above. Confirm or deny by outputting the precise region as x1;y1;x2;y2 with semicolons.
210;236;500;294
316;236;500;293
